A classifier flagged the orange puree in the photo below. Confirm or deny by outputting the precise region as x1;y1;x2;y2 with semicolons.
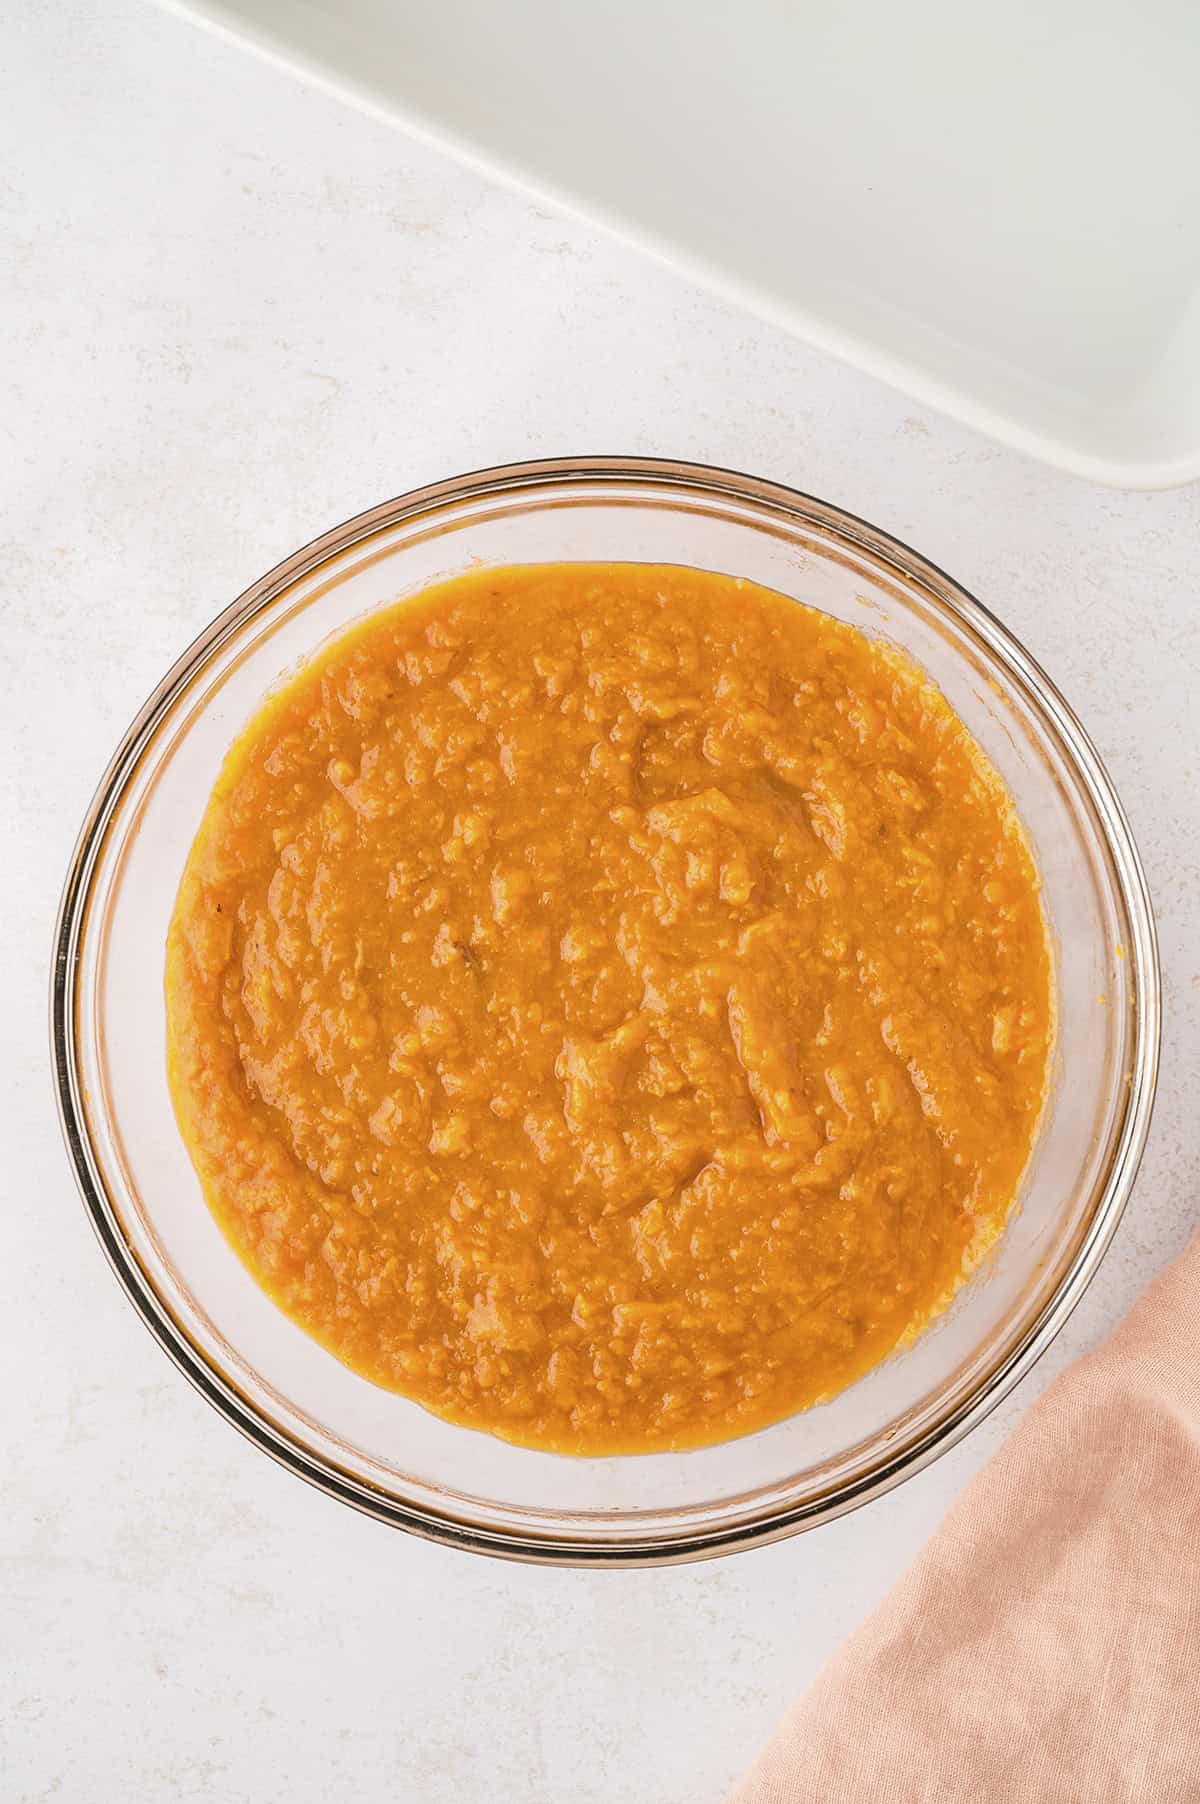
166;563;1052;1453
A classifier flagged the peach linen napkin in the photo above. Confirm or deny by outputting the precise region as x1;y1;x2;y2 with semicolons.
731;1231;1200;1804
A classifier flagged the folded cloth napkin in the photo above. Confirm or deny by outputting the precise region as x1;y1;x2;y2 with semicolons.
731;1232;1200;1804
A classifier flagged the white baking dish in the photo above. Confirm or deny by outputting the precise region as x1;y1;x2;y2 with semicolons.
160;0;1200;489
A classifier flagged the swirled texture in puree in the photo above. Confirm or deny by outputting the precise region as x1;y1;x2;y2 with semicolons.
167;563;1052;1453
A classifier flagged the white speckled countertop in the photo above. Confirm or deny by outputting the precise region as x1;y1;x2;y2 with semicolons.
4;5;1198;1800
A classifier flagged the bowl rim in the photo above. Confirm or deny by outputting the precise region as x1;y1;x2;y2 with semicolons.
50;454;1161;1565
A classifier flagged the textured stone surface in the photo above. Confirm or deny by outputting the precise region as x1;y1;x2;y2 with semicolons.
4;3;1197;1799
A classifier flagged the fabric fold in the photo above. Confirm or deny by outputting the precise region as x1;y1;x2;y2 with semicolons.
731;1232;1200;1804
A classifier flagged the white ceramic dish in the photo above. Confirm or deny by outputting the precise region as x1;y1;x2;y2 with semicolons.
159;0;1200;489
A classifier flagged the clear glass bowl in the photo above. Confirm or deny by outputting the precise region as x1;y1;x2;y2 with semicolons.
52;458;1160;1565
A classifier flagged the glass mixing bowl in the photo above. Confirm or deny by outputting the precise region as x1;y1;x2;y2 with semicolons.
52;458;1159;1565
